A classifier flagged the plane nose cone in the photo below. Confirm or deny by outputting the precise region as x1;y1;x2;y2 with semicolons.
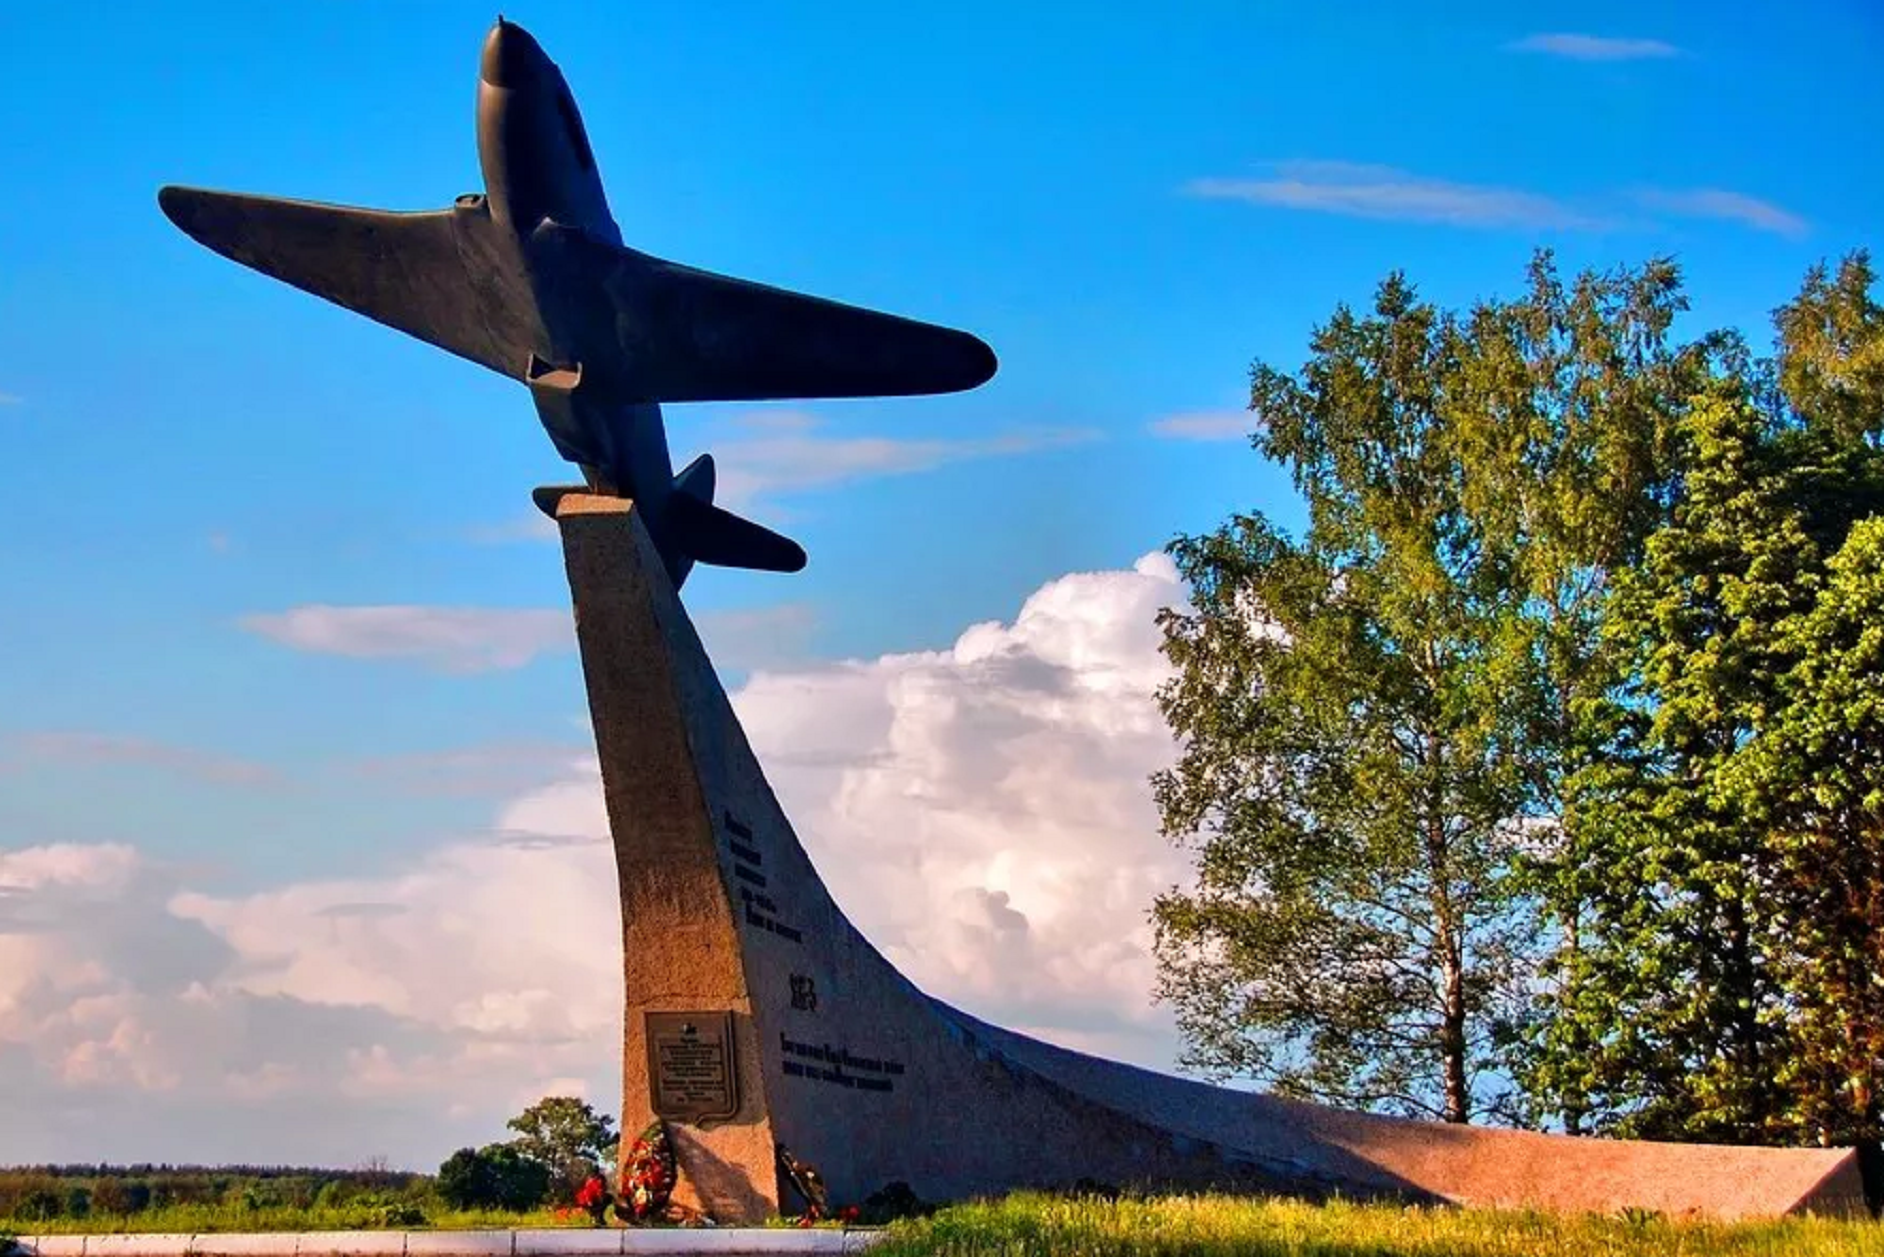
481;17;546;88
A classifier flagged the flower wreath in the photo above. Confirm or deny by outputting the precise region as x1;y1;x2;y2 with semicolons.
619;1120;677;1221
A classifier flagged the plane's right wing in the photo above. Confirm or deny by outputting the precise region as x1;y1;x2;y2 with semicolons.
158;187;541;381
529;222;998;404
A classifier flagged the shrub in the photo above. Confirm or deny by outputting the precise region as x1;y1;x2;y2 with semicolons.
436;1145;549;1212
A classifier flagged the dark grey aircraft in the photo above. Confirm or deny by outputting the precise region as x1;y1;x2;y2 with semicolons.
159;17;996;590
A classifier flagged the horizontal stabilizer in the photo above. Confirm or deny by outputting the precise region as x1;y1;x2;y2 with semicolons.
668;493;806;574
530;222;997;404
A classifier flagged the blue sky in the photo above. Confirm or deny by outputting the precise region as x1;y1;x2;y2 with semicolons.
1;0;1880;1165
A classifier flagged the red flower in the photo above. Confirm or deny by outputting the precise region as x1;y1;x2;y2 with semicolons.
575;1176;607;1209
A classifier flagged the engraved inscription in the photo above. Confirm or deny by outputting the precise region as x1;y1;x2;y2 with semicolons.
646;1011;739;1123
779;1032;904;1092
790;974;819;1012
721;810;804;944
745;903;803;942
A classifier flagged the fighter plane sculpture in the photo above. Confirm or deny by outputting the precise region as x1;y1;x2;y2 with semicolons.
159;17;997;590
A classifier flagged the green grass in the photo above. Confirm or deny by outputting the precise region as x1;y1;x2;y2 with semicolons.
12;1204;587;1235
869;1193;1884;1257
17;1192;1883;1253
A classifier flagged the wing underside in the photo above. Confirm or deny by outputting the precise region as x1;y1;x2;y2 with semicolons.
158;187;540;380
531;223;999;404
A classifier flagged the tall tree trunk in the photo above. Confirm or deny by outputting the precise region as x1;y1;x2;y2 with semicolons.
1440;936;1470;1123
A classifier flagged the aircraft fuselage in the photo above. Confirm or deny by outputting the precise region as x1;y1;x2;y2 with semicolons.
475;20;678;553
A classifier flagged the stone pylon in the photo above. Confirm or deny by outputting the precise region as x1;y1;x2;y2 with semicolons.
549;492;1869;1224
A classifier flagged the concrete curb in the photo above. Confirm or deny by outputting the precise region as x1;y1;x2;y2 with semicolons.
11;1233;884;1257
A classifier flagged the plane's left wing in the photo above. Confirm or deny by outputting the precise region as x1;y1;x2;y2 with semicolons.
158;187;541;380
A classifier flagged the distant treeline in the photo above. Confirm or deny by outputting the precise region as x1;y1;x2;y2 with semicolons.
0;1167;424;1223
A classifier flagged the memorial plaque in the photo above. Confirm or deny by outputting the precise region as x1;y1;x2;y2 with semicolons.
645;1010;740;1123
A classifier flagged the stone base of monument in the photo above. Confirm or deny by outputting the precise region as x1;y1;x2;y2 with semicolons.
550;492;1869;1224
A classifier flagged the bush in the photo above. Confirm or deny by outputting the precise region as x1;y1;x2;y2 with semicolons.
370;1202;427;1228
436;1145;549;1212
12;1188;61;1223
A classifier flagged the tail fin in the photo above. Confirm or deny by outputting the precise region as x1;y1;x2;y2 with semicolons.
668;453;806;576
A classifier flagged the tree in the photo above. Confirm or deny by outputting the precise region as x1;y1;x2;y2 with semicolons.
1155;270;1523;1123
1153;253;1720;1126
505;1096;618;1205
1522;251;1884;1145
435;1144;552;1212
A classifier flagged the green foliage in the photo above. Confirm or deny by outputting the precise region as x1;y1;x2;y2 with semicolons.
0;1165;477;1233
867;1193;1884;1257
434;1145;551;1212
1520;251;1884;1146
1152;253;1703;1124
1163;247;1884;1147
503;1095;617;1205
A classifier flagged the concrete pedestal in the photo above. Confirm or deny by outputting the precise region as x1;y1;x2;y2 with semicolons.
551;493;1868;1223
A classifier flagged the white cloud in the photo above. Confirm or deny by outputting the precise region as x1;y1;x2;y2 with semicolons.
1;554;1195;1161
732;552;1191;1062
0;393;21;406
703;412;1101;509
1185;162;1603;231
469;412;1100;536
466;513;559;545
2;732;282;788
1148;411;1253;442
1633;187;1809;238
349;742;595;798
239;602;816;675
1190;161;1808;240
1509;33;1682;61
239;606;573;673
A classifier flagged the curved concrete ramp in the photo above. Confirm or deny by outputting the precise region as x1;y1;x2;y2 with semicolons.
549;493;1867;1223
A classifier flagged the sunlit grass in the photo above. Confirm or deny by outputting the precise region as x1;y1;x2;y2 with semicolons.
871;1192;1883;1257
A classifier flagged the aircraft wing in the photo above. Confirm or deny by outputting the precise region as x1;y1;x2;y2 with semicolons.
158;187;541;380
531;223;998;403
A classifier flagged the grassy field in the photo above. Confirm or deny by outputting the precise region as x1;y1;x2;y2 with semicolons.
11;1191;1883;1254
870;1194;1884;1257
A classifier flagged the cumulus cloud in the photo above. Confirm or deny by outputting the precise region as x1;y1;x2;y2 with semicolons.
733;552;1192;1061
1632;187;1809;238
1508;33;1682;61
1185;162;1604;231
1148;411;1254;442
3;554;1195;1162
